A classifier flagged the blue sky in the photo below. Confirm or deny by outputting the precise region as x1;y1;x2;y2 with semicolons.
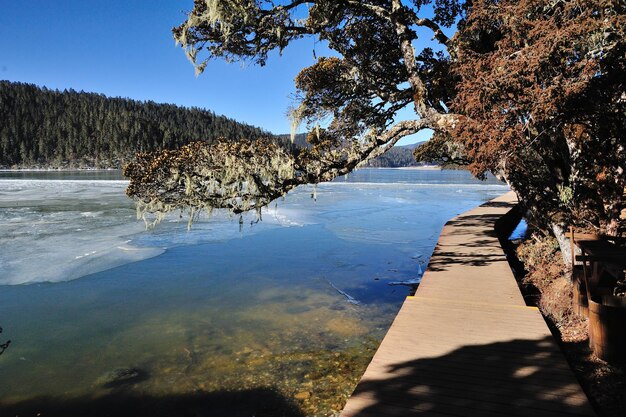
0;0;434;144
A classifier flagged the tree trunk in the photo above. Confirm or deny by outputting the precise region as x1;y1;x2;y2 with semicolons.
551;222;572;270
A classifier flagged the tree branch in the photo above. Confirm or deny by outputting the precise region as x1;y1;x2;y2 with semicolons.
415;17;450;46
390;0;430;117
344;0;390;19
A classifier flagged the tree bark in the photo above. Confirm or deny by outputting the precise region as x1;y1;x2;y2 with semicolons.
551;222;572;270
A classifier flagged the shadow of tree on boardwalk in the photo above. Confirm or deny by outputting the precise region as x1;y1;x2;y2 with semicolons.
445;214;504;235
421;201;521;273
481;201;516;209
426;251;507;271
342;336;596;417
441;197;518;239
0;387;306;417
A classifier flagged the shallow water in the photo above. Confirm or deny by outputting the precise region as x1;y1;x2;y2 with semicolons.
0;169;508;416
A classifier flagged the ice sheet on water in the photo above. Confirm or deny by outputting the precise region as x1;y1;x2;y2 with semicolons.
0;179;315;285
0;180;156;285
0;170;510;285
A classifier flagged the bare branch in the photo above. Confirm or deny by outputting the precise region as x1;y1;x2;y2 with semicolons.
415;17;450;45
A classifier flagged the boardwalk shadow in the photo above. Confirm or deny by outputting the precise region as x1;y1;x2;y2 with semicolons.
445;214;503;234
0;387;305;417
426;251;506;271
481;201;516;209
442;199;518;239
344;336;595;416
438;214;500;239
425;201;522;273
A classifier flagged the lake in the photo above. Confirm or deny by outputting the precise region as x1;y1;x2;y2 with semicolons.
0;168;508;416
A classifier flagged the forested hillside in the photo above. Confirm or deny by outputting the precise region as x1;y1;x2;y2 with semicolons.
363;143;424;168
0;81;270;168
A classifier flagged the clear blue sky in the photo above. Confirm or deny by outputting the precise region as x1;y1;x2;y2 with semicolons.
0;0;431;144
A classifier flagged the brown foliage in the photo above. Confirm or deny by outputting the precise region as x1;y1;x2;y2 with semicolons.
452;0;626;232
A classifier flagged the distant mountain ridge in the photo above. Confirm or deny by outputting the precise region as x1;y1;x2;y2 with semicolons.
0;81;272;169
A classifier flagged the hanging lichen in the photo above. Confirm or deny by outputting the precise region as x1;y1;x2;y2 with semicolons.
287;103;307;143
124;139;298;228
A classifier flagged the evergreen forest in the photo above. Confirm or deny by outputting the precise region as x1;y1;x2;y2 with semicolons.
0;81;270;168
363;144;424;168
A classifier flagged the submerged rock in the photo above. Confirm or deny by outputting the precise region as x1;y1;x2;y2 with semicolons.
294;391;311;400
98;367;146;388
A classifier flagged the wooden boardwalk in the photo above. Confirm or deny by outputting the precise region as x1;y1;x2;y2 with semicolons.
341;192;595;417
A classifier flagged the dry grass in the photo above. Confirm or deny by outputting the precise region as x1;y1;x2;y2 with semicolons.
516;235;586;338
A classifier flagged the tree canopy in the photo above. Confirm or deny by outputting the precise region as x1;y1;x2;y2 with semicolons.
451;0;626;234
125;0;625;237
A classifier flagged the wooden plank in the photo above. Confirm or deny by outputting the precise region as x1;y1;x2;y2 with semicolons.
341;192;596;417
